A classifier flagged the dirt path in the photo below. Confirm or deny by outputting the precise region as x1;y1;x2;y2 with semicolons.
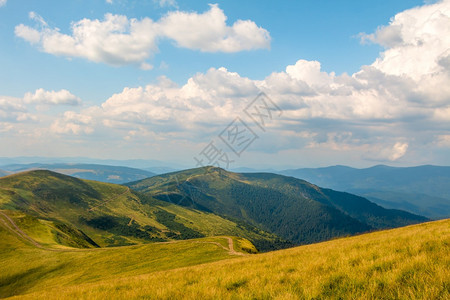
0;210;92;252
224;236;246;256
0;210;43;248
156;236;246;256
0;184;247;256
0;185;131;251
0;210;247;256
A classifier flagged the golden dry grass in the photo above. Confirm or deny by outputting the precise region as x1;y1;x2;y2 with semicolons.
10;219;449;299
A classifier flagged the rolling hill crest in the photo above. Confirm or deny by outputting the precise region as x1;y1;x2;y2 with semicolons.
0;170;278;249
127;166;428;245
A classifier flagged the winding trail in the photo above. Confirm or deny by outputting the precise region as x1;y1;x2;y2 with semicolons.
0;210;75;252
0;210;43;248
144;236;246;256
225;236;246;256
0;210;247;255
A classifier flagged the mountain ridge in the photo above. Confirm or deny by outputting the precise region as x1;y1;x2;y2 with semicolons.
0;169;278;250
127;166;427;246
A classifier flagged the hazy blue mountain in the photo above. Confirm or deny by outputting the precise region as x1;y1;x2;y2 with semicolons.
0;163;156;184
230;167;279;173
127;167;427;246
144;166;179;174
0;156;187;170
279;165;450;219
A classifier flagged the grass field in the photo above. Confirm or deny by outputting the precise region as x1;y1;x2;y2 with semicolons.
2;216;448;299
0;210;252;298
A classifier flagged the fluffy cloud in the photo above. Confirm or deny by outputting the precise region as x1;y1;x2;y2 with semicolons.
5;1;450;166
0;88;81;134
0;0;6;8
285;60;335;87
98;67;258;135
364;142;409;161
15;13;158;69
50;110;95;135
24;88;82;106
15;5;270;68
14;24;41;43
159;4;270;52
361;0;450;82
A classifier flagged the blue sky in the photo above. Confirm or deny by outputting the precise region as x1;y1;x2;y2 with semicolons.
0;0;449;169
1;0;422;99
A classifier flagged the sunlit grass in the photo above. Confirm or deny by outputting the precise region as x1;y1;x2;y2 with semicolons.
7;219;449;299
0;221;241;298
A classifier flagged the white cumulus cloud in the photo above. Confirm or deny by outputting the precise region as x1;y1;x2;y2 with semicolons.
16;13;158;68
15;5;270;67
24;88;82;106
362;0;450;80
159;4;270;52
50;110;95;135
0;0;7;8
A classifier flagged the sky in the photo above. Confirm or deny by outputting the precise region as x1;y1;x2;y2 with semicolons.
0;0;449;169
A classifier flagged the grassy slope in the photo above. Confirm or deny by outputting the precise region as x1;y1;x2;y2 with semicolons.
14;219;449;300
0;170;275;247
0;214;250;298
0;210;98;249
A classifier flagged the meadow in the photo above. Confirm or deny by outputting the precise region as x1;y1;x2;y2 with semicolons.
3;217;448;299
0;210;253;298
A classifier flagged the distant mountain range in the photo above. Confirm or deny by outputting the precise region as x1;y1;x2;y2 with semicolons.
0;166;429;252
0;163;156;184
2;161;446;220
278;165;450;219
128;167;427;246
0;156;186;170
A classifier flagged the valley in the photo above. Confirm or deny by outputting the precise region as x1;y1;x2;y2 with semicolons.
0;166;446;299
